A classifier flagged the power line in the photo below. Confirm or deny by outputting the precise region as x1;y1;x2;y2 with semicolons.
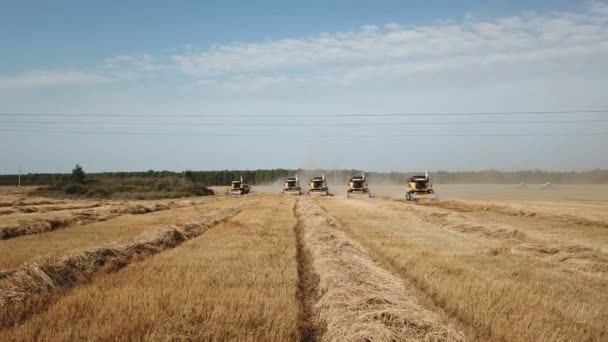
1;128;606;138
0;110;607;118
1;119;608;126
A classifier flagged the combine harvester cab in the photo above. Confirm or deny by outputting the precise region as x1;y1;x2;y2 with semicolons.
229;176;251;195
347;173;370;198
308;174;330;196
405;171;437;201
282;175;302;195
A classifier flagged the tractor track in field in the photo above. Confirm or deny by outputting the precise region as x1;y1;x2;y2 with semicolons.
293;198;323;342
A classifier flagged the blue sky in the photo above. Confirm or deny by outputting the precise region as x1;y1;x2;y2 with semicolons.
1;1;608;173
0;0;583;72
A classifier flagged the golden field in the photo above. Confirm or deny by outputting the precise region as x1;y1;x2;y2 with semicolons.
0;185;607;341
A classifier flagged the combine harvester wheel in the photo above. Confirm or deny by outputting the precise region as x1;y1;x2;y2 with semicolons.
347;190;371;199
406;190;438;201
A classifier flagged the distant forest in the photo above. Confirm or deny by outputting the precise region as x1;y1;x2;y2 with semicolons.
1;169;608;186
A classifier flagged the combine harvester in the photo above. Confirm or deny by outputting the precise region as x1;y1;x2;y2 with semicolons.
282;175;302;195
347;173;370;198
229;176;251;195
308;174;330;196
405;171;438;201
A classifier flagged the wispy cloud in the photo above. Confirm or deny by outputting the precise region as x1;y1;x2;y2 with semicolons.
2;2;608;92
0;70;109;90
104;54;155;70
103;54;168;80
172;1;608;91
1;55;163;90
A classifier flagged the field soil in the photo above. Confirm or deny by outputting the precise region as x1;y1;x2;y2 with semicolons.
0;185;607;341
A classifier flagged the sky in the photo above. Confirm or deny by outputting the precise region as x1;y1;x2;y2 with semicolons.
1;0;608;173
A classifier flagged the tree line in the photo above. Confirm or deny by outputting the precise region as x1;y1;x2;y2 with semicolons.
2;168;608;186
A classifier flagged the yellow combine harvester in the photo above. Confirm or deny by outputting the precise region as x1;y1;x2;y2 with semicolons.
405;171;437;201
229;176;251;195
308;174;329;196
347;173;370;198
282;175;302;195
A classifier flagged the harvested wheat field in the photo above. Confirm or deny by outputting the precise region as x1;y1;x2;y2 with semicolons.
0;194;217;240
1;186;607;341
0;197;232;270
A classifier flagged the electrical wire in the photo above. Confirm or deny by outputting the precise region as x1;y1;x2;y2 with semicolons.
1;128;606;138
1;119;608;126
0;110;607;118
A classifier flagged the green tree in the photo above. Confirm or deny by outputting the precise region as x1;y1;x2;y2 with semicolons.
71;164;86;183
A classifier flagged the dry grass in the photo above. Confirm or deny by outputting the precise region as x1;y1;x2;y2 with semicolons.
0;197;233;270
413;199;608;256
319;197;608;341
0;196;300;341
0;198;66;208
0;203;249;331
392;199;608;276
297;198;463;341
0;198;218;240
2;186;606;341
0;186;64;207
0;202;104;216
420;199;608;228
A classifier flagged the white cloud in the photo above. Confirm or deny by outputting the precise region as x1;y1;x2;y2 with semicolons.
0;55;164;90
172;2;608;91
384;23;401;31
103;54;169;80
589;1;608;15
4;2;608;93
104;54;154;71
0;70;109;90
360;24;379;32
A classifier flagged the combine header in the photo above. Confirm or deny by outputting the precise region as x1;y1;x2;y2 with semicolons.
308;174;329;196
405;171;437;201
347;173;370;198
282;175;302;195
229;176;251;195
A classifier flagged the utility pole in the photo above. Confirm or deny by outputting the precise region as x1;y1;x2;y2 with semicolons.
18;165;22;188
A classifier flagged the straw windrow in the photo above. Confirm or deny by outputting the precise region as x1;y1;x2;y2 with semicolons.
296;198;464;341
0;204;251;329
0;199;211;240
